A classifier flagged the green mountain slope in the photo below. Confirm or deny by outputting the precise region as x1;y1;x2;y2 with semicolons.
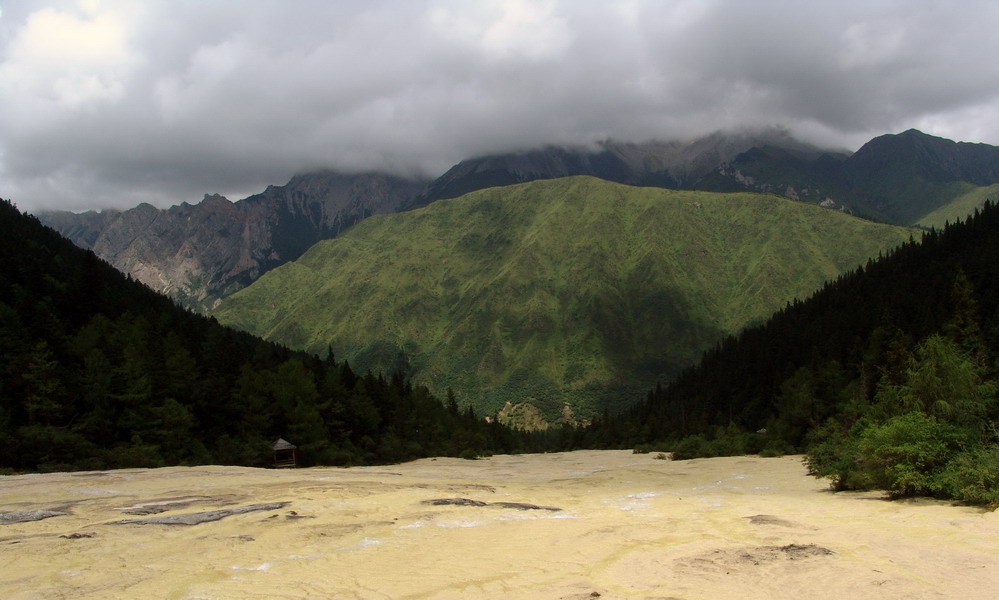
913;182;999;228
214;176;916;421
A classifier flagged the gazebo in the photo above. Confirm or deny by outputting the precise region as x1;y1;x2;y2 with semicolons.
272;438;297;468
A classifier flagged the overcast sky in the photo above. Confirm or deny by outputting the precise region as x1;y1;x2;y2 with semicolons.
4;0;999;213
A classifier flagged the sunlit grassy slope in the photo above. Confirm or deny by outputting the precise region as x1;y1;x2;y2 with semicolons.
214;176;915;421
913;182;999;229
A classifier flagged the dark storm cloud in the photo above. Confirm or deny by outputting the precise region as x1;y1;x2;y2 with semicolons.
3;0;999;212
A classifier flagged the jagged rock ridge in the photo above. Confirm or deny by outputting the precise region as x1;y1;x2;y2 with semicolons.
41;171;426;311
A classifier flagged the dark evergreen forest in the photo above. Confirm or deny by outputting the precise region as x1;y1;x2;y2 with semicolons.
583;202;999;504
0;199;526;472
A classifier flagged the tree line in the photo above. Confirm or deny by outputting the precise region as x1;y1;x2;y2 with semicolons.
582;202;999;504
0;199;524;471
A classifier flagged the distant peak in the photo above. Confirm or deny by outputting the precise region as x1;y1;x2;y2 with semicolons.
895;129;955;143
856;128;953;153
201;193;231;206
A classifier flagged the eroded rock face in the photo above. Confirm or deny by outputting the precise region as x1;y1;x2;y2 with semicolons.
40;171;426;312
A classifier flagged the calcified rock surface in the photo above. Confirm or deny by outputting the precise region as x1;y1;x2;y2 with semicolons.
1;452;997;599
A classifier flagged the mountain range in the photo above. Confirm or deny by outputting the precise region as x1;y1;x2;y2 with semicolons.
212;176;915;424
404;128;823;209
696;129;999;225
40;129;999;311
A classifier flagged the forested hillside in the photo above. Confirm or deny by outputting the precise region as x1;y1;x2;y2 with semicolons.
0;200;521;472
594;202;999;504
214;176;915;423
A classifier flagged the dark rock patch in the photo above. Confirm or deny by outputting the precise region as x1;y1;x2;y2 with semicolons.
422;498;561;511
115;496;226;515
492;502;561;512
731;543;834;565
744;514;799;527
285;510;314;520
775;543;834;559
0;510;68;524
678;543;834;574
114;502;290;526
423;498;489;507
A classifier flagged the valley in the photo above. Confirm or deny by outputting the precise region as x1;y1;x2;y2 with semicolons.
7;128;999;505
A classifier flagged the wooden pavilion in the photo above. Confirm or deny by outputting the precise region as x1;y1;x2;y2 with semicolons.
272;438;298;468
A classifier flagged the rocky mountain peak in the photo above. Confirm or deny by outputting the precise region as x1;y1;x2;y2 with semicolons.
40;171;427;311
201;193;232;207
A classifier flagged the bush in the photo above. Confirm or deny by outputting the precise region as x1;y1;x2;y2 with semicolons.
857;412;964;497
935;445;999;505
670;435;713;460
804;418;873;491
670;424;762;461
633;442;671;455
759;439;796;458
709;425;748;456
459;448;481;460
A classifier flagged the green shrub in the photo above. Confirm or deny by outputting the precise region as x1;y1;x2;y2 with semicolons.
759;439;796;457
670;435;713;460
934;445;999;505
857;411;964;497
633;442;671;455
709;424;748;456
804;418;873;491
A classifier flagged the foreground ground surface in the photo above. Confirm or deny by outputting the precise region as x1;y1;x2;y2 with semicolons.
1;451;996;599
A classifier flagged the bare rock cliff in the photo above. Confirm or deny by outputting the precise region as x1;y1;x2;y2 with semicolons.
41;171;426;311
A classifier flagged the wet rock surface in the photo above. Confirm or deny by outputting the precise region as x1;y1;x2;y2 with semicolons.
114;502;290;526
0;510;68;524
422;498;562;511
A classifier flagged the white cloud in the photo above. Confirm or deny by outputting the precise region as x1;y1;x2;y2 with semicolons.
430;0;571;62
2;0;999;213
0;3;139;121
